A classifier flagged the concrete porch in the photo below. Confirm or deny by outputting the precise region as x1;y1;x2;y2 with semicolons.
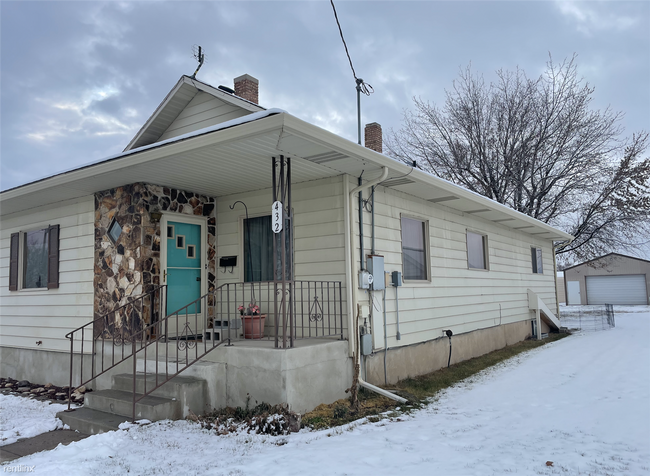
91;337;352;416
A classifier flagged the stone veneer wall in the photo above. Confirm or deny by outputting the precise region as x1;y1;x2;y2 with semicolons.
94;183;216;335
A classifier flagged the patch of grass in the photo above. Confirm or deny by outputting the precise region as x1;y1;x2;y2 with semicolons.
302;332;570;429
395;332;569;400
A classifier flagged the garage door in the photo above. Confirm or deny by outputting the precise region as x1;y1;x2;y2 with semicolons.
586;275;648;305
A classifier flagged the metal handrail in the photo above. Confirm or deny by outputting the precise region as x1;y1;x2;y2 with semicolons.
65;284;168;412
65;279;345;422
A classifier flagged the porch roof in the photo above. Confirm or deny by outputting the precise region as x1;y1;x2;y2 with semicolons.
0;110;572;241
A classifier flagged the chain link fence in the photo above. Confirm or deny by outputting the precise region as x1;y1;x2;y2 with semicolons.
559;304;616;332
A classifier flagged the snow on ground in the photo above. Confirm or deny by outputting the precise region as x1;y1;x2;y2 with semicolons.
0;395;68;446
3;307;649;475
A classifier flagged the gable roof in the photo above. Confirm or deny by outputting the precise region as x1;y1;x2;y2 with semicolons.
124;75;265;151
563;252;650;271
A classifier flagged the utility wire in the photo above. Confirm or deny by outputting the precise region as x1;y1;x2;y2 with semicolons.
330;0;373;96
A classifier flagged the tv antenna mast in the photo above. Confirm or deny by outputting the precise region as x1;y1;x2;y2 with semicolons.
191;45;205;79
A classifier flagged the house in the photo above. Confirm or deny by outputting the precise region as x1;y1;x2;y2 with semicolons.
564;253;650;305
0;73;571;427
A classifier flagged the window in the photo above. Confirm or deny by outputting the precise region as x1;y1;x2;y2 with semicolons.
531;247;543;274
401;216;428;280
9;225;60;291
107;218;122;244
467;231;488;270
243;215;291;282
176;235;185;249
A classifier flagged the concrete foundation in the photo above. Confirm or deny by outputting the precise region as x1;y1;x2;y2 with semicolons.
0;346;92;387
3;339;352;415
364;320;533;385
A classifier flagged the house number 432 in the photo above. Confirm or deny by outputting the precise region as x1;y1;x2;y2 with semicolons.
272;201;283;234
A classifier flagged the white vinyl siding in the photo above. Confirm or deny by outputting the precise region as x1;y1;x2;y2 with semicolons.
158;92;251;141
216;176;348;336
586;275;648;305
360;178;557;348
0;197;95;352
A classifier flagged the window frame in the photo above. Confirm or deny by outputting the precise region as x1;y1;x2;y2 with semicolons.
9;224;59;291
241;213;293;283
531;247;543;274
400;214;430;282
466;230;489;271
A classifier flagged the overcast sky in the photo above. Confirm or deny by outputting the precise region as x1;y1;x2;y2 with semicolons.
1;0;648;192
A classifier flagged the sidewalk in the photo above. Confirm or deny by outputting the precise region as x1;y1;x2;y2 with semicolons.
1;430;89;463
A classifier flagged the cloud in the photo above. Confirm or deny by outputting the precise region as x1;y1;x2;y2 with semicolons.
555;1;639;36
23;85;137;143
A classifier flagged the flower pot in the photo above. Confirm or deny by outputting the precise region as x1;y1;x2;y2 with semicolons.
242;314;266;339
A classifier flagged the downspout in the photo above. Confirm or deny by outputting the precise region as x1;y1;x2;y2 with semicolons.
371;186;375;255
552;242;560;318
360;378;407;404
347;170;388;355
348;167;406;404
383;287;388;385
358;176;364;270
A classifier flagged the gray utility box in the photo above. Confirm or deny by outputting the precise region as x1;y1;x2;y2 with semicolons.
360;332;373;356
367;255;385;290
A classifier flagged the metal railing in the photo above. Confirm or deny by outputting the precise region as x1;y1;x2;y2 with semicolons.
560;304;616;332
64;285;168;412
210;281;345;347
65;280;344;422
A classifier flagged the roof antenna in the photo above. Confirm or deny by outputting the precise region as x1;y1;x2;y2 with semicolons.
191;45;205;79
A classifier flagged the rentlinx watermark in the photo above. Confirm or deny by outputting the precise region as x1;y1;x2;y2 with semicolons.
3;465;35;473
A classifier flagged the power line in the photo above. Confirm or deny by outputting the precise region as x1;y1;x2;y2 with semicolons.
330;0;373;97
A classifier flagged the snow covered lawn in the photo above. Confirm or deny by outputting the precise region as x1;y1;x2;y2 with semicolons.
0;396;68;446
3;308;649;475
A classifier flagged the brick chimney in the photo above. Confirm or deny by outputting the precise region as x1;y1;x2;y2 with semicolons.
234;74;259;104
364;122;382;153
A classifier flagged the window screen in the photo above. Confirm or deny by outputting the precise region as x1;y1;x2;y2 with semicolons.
23;229;49;288
467;231;487;270
531;248;543;274
244;216;291;282
401;217;427;280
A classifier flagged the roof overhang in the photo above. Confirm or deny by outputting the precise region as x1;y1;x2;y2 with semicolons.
0;111;573;242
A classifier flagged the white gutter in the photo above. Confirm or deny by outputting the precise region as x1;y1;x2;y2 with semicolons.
349;168;389;196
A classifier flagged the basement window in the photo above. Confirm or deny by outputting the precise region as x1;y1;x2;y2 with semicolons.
531;247;543;274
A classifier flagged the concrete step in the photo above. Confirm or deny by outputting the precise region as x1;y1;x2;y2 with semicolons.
112;373;208;417
84;389;181;421
56;407;128;435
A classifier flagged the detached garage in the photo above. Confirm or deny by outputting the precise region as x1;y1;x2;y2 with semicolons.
564;253;650;305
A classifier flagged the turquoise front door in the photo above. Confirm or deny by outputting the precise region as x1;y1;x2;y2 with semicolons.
166;221;202;316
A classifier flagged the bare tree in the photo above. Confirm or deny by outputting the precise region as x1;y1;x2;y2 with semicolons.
386;56;650;264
